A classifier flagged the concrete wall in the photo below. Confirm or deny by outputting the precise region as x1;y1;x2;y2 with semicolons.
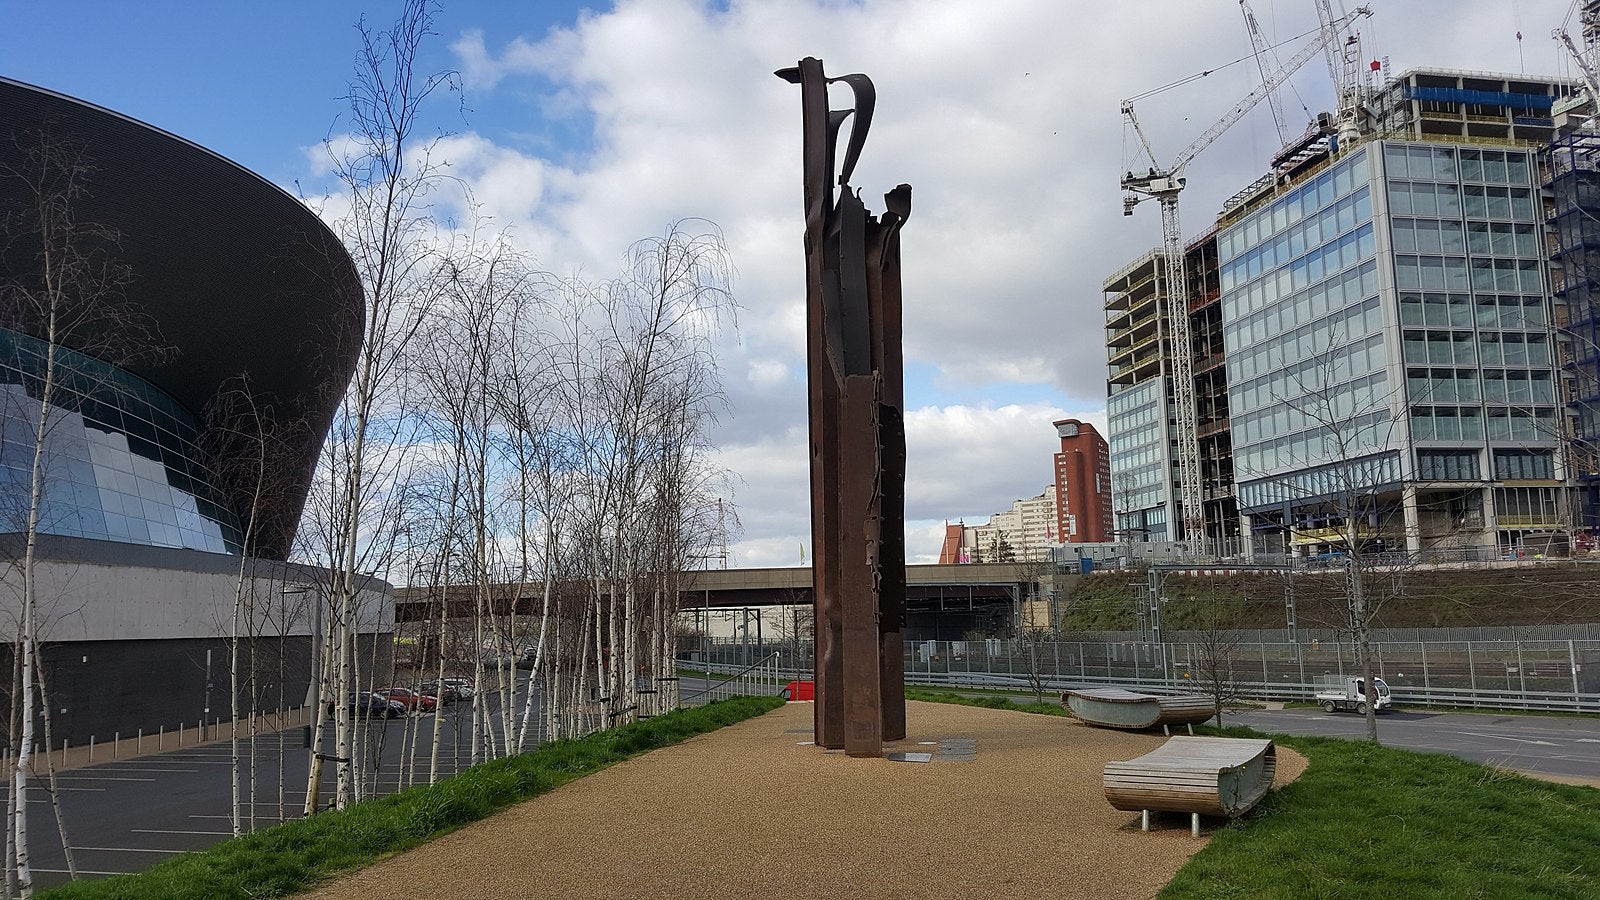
0;534;395;746
0;534;393;642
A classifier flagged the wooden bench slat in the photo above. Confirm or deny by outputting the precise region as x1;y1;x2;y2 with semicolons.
1102;736;1276;824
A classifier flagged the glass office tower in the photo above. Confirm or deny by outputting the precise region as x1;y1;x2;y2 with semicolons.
1219;140;1565;556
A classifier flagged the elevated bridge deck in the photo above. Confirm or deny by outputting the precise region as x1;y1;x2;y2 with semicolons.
396;564;1072;639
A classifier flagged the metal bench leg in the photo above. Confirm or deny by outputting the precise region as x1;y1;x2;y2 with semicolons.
1142;810;1150;832
1187;724;1194;736
1162;724;1170;736
1191;813;1200;837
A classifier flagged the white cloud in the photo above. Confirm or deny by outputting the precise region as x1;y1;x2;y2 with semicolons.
388;0;1571;567
712;401;1104;566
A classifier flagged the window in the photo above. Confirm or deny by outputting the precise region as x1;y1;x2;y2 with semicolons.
1494;450;1553;480
1418;450;1479;481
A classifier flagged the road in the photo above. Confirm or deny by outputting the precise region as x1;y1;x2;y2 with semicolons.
1221;707;1600;783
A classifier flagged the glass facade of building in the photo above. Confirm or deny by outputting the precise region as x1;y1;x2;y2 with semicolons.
1219;148;1395;509
1218;140;1563;529
1107;377;1170;539
0;327;242;553
1385;142;1560;508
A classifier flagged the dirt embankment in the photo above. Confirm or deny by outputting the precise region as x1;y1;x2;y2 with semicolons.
1065;565;1600;632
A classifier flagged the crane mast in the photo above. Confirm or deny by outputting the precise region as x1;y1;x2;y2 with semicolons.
1120;5;1371;555
1315;0;1368;141
1239;0;1289;143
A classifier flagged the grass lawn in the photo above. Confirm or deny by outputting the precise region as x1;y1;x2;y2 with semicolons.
675;667;735;682
1162;728;1600;900
39;695;783;900
904;686;1070;716
910;689;1600;899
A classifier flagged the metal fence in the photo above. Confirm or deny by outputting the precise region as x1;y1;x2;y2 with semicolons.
906;638;1600;713
678;653;786;706
1074;623;1600;644
684;637;1600;713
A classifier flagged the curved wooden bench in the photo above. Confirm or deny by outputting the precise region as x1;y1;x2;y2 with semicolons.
1153;695;1219;730
1063;689;1218;734
1103;736;1276;836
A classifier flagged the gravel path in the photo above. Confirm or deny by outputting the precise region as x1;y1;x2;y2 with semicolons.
301;700;1307;900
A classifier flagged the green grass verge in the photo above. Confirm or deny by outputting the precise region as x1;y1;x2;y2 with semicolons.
1162;727;1600;899
41;695;784;900
675;667;735;682
904;686;1069;717
909;689;1600;899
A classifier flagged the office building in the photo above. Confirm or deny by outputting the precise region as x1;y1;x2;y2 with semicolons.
1104;235;1241;552
1107;67;1578;559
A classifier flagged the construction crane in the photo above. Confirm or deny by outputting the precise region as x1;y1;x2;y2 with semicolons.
1314;0;1370;142
1120;5;1371;555
1555;3;1600;124
1239;0;1289;144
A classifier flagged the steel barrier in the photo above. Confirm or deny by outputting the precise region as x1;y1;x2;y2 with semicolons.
685;637;1600;713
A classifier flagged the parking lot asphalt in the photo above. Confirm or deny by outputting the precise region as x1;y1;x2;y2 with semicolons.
21;695;507;891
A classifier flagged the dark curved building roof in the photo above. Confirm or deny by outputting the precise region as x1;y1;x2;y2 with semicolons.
0;77;363;560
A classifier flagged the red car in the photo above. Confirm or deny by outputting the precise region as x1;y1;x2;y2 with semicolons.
375;688;437;713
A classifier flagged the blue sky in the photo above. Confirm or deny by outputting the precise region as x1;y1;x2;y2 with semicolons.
5;3;597;184
4;1;1577;565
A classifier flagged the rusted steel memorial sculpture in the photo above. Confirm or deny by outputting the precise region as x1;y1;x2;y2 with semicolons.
776;58;910;757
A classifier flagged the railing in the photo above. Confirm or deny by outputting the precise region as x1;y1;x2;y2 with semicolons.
896;638;1600;714
679;652;784;706
1188;287;1221;313
1494;514;1566;528
681;634;1600;713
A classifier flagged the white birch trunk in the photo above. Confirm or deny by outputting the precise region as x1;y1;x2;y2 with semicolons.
30;662;72;882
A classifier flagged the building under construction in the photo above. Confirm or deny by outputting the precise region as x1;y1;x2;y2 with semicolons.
1547;131;1600;544
1104;234;1238;553
1107;66;1582;559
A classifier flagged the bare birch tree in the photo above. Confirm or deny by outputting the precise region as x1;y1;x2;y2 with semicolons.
585;223;734;728
202;378;305;835
299;0;457;812
1244;324;1473;740
0;128;167;897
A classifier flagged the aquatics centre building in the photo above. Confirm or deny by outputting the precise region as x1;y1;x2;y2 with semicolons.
0;77;392;746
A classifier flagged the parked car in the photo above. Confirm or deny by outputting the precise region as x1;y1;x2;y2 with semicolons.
419;679;457;701
329;692;404;719
375;688;437;714
442;677;475;700
419;680;462;703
